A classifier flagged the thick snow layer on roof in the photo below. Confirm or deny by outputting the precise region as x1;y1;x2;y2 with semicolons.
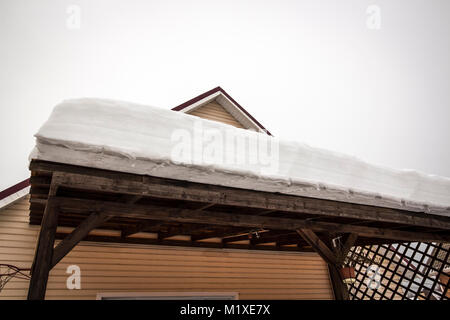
31;98;450;216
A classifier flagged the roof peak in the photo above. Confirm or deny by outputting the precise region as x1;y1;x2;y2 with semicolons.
172;87;272;136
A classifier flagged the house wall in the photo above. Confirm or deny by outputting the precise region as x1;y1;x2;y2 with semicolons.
0;197;334;300
187;101;246;129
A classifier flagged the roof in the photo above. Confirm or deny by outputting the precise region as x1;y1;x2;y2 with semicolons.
0;87;270;207
28;97;450;216
0;179;30;208
172;87;272;135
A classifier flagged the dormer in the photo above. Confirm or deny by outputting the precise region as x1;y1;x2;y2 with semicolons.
172;87;271;135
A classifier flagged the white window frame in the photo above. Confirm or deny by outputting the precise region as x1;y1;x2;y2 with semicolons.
96;292;239;300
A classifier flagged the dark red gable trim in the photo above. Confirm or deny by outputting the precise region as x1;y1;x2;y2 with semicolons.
172;87;272;136
0;178;30;201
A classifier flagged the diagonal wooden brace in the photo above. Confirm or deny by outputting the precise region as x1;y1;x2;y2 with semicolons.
51;211;111;268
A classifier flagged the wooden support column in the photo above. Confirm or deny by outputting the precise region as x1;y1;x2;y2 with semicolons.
296;229;352;300
27;198;59;300
328;264;349;300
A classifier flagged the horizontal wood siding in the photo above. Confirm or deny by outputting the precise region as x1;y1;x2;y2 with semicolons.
188;102;245;129
0;197;333;300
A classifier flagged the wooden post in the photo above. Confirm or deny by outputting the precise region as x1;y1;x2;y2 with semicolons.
328;264;350;300
296;229;352;300
27;198;59;300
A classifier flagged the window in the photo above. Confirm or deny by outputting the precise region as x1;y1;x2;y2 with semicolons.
96;292;239;300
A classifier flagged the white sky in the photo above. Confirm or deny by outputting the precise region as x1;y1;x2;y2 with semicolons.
1;0;450;191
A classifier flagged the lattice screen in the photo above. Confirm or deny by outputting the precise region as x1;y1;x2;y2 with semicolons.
346;242;450;300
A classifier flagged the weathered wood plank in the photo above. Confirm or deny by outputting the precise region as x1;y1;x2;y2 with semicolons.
39;169;450;231
53;233;308;252
52;197;450;242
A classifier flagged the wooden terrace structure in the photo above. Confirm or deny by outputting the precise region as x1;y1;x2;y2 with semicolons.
26;160;450;300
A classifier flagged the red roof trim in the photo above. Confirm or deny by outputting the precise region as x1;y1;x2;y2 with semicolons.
172;87;272;136
0;178;30;201
172;87;222;111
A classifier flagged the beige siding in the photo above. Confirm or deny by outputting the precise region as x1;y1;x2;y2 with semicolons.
188;101;245;129
0;197;333;300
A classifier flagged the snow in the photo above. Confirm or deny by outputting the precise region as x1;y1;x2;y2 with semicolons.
31;98;450;216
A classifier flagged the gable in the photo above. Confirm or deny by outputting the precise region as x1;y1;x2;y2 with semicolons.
187;100;245;129
172;87;272;135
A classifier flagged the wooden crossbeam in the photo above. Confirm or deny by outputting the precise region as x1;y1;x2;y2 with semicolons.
121;221;166;238
157;225;210;240
53;233;306;252
120;194;143;204
250;231;292;245
222;233;250;243
51;211;110;268
296;229;337;265
275;234;304;247
39;168;450;231
191;228;249;241
51;197;450;243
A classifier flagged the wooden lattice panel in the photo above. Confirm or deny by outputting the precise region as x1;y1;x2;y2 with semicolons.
347;242;450;300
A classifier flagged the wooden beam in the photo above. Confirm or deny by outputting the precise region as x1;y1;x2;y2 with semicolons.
222;233;251;243
158;225;209;240
296;229;338;265
275;234;304;247
296;229;349;300
191;228;249;241
27;200;59;299
53;233;305;252
51;211;110;268
198;203;215;210
120;194;142;204
328;264;349;300
339;233;358;263
250;231;293;245
121;221;165;238
52;197;450;243
39;168;450;231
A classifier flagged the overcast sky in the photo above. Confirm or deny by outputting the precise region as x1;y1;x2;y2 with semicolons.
1;0;449;191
